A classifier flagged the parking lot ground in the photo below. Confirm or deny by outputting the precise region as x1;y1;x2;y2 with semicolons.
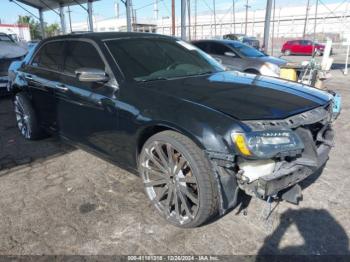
0;62;350;255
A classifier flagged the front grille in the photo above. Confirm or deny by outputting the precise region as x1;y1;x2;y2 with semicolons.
0;58;20;77
243;106;331;131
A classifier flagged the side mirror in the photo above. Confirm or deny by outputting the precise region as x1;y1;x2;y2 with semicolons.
224;51;236;57
75;68;109;82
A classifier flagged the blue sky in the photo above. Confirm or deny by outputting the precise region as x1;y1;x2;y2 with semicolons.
0;0;344;25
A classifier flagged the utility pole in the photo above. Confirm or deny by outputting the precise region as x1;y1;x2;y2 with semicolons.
172;0;175;36
303;0;310;38
181;0;186;40
244;0;250;35
213;0;217;37
312;0;319;54
194;0;197;39
115;1;120;19
232;0;236;33
154;0;159;21
263;0;273;53
125;0;132;32
313;0;319;41
187;0;191;40
271;0;276;55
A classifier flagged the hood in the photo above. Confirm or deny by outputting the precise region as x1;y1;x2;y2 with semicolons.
0;41;27;59
143;71;331;120
248;55;287;66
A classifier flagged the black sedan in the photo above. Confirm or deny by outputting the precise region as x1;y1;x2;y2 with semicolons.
9;32;336;227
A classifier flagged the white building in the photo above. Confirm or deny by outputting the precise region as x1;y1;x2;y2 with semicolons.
71;2;350;43
0;24;31;41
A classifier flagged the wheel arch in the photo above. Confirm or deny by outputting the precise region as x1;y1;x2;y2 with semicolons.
136;122;205;160
244;68;261;75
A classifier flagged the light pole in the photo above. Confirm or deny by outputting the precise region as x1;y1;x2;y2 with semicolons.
232;0;236;33
213;0;217;37
181;0;186;40
244;0;250;35
172;0;175;35
263;0;273;53
303;0;310;38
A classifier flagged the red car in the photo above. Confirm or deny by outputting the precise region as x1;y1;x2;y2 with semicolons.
281;40;325;56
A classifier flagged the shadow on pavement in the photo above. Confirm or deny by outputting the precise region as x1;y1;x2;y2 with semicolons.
257;208;349;257
0;97;74;172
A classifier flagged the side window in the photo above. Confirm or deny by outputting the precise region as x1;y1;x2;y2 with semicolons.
209;43;231;55
31;41;64;71
63;41;105;75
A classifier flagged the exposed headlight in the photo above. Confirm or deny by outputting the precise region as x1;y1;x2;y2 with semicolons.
231;130;304;158
261;62;280;76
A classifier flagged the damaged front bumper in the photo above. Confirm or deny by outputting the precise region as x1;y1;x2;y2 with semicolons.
207;105;335;214
239;126;334;199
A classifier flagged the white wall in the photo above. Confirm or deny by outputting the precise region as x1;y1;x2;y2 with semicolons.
0;24;31;41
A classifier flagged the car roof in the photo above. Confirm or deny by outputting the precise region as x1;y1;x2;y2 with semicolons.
41;32;174;43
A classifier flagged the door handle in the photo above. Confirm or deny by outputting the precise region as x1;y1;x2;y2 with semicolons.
55;84;69;92
25;74;33;80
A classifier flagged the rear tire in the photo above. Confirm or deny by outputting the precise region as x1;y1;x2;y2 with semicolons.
14;93;46;140
315;49;322;56
138;130;219;228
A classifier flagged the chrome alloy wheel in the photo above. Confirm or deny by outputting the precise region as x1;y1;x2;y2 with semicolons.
140;141;199;225
14;97;31;139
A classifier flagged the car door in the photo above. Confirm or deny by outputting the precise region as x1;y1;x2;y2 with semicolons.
22;41;64;131
55;39;120;158
304;40;313;55
207;42;243;71
291;41;301;54
299;40;310;55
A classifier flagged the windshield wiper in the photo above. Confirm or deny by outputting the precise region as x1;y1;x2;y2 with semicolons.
186;71;214;77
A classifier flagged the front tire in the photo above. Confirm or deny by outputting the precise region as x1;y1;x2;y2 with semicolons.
14;93;46;140
139;131;218;228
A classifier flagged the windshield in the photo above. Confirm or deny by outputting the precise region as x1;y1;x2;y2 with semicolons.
227;42;265;58
106;38;224;82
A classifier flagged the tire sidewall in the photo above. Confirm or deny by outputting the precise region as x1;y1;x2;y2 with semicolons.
139;132;217;228
14;93;41;140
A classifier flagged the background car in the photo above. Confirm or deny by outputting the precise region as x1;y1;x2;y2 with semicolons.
281;39;325;56
223;34;260;50
0;33;27;96
192;39;287;77
7;42;38;93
